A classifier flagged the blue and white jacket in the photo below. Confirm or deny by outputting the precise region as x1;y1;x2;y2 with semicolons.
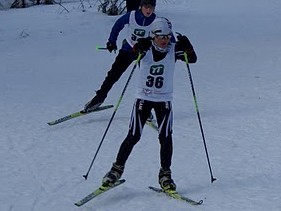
108;9;156;52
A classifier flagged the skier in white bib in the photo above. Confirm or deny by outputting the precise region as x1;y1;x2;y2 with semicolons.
102;17;197;191
84;0;158;112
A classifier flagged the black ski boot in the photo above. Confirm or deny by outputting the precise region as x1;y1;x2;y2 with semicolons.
102;163;124;187
84;94;105;112
159;168;177;191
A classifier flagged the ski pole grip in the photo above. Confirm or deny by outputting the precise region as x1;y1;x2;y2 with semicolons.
183;52;189;64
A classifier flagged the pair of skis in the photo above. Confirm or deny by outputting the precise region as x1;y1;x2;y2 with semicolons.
49;107;202;206
47;104;158;130
75;179;203;207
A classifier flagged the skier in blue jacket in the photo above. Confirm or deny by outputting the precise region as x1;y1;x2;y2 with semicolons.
84;0;157;112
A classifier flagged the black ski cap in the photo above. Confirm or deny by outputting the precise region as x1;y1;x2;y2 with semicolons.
140;0;156;7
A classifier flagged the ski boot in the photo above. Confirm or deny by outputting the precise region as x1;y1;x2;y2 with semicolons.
84;94;105;112
159;168;177;192
102;163;124;187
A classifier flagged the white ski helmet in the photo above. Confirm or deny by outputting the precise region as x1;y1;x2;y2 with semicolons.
150;17;172;37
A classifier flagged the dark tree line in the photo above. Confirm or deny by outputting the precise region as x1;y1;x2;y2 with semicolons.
11;0;53;8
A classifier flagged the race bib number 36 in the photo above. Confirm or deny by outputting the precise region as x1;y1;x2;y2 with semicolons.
146;65;164;89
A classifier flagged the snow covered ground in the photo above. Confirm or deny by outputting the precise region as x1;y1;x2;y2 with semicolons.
1;0;281;210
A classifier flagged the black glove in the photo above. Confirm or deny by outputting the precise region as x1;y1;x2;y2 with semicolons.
133;37;152;54
106;41;117;53
176;34;193;52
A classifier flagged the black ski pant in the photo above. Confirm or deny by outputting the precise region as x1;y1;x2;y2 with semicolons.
96;49;136;99
115;99;173;170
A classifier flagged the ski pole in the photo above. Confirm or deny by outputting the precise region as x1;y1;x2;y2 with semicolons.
83;53;142;180
96;46;108;50
183;52;217;183
96;45;116;53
